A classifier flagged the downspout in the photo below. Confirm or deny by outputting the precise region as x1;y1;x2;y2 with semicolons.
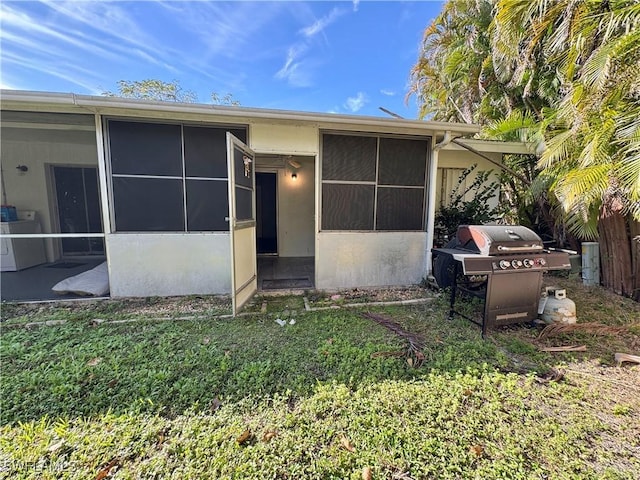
425;131;453;278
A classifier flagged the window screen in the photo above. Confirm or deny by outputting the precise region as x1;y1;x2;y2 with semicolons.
184;126;247;178
109;121;182;176
235;187;253;221
378;138;428;186
322;134;377;181
108;119;248;232
321;132;429;232
376;187;425;231
186;179;229;231
322;184;374;230
113;177;184;231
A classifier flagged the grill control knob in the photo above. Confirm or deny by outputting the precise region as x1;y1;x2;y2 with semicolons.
523;259;534;268
511;259;523;269
499;260;510;269
537;258;547;266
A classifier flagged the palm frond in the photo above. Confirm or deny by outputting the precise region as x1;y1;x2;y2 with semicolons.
554;164;611;212
538;130;578;169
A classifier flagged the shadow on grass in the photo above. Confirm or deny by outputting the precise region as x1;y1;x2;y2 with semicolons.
1;284;637;425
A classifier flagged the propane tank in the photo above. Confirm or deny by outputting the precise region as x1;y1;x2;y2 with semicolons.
539;287;577;324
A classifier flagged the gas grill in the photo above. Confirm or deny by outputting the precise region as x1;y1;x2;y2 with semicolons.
432;225;572;337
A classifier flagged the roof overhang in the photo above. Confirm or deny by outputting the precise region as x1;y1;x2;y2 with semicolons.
1;89;481;137
441;138;536;155
1;90;534;155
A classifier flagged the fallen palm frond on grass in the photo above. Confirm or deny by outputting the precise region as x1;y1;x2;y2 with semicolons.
615;353;640;365
539;322;632;339
361;311;428;367
539;345;587;352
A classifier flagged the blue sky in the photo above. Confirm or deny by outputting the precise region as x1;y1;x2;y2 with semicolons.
0;1;444;118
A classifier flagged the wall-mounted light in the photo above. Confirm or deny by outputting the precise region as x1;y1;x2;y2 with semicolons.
291;173;298;181
16;165;28;172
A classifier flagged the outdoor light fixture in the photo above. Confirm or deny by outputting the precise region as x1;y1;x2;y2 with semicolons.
291;173;298;181
16;165;28;172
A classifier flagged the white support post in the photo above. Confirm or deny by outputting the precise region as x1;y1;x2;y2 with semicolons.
425;147;439;277
94;114;112;234
425;131;453;277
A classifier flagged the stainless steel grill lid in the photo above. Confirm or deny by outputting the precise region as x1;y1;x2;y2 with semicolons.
456;225;544;256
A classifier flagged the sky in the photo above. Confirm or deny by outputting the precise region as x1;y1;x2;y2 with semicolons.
0;1;444;118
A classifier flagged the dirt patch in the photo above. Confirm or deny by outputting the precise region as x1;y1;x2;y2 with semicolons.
0;295;232;323
307;285;432;307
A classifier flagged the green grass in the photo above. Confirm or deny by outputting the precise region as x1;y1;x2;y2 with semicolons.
1;285;639;479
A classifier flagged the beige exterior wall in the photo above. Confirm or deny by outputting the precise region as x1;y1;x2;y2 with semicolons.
106;233;231;297
437;149;502;209
316;232;427;289
250;123;318;155
275;156;315;257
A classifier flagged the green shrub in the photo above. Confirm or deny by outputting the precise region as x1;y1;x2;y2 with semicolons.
436;164;500;239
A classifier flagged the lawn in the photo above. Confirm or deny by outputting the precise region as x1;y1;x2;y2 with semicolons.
1;277;639;479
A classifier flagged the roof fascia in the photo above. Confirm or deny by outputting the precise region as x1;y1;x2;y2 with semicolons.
441;138;535;155
1;89;481;137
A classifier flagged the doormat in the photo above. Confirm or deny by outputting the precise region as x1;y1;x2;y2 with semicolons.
45;262;86;269
262;277;312;290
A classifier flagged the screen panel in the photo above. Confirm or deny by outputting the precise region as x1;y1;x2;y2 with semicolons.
109;121;182;176
235;187;253;221
378;138;428;186
322;183;374;230
322;134;377;181
186;179;229;231
113;177;184;231
184;126;247;178
376;187;425;231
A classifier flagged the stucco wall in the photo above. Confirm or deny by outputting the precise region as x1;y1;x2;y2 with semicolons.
0;127;99;261
316;232;427;289
437;149;503;209
250;123;318;154
276;156;315;257
106;233;231;297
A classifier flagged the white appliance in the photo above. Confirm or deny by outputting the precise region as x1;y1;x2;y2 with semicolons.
1;211;47;271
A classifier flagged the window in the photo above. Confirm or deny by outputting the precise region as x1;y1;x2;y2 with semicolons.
321;133;430;231
107;120;247;232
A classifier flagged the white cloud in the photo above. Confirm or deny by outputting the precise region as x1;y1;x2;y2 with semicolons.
1;53;102;93
275;43;314;87
344;92;368;113
0;79;22;90
300;7;343;38
352;1;360;12
380;89;396;96
277;5;350;88
1;5;121;61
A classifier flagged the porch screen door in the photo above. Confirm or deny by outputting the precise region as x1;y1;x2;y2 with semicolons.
226;133;257;315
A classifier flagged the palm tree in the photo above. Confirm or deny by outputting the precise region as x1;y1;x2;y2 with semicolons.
408;0;496;124
409;0;572;247
493;0;640;297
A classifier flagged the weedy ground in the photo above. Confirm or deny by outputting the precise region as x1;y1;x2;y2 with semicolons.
0;276;639;479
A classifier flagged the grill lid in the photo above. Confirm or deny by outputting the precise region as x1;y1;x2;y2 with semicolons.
456;225;544;256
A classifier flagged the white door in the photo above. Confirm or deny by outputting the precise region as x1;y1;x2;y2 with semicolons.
227;133;257;315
